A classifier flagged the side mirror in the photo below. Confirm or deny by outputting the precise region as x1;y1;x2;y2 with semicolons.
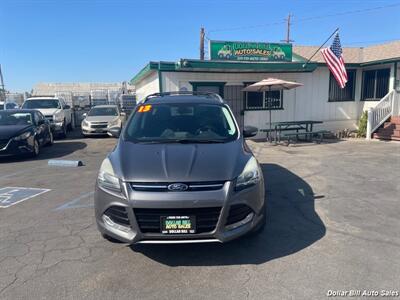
82;113;87;118
108;126;121;138
243;126;258;138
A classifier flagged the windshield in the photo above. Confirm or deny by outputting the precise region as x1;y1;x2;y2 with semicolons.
88;107;118;116
124;103;238;143
22;99;60;109
0;111;33;126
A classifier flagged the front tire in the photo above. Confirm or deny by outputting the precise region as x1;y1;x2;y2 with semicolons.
45;130;54;146
250;203;266;236
67;119;73;131
59;122;67;139
30;139;40;157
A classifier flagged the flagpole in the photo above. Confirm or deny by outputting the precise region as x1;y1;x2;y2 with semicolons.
302;28;339;68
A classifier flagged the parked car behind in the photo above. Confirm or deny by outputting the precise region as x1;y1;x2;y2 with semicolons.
0;109;53;158
81;105;124;137
0;101;19;110
95;92;265;244
21;97;73;138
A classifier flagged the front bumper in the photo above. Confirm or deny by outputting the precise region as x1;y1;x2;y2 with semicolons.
81;124;110;135
94;180;265;244
50;121;64;133
0;137;35;157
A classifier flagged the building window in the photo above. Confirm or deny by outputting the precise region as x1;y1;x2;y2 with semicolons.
362;68;390;100
190;82;225;97
264;90;283;109
245;84;283;110
246;91;263;109
328;70;356;102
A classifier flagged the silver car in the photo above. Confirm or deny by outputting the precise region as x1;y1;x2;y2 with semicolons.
95;92;265;244
81;105;124;136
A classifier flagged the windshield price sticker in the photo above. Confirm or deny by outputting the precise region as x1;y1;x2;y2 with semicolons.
137;105;152;113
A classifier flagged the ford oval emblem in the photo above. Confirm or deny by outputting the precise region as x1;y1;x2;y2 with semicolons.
167;183;189;191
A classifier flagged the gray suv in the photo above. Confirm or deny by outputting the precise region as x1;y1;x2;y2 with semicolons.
95;92;265;244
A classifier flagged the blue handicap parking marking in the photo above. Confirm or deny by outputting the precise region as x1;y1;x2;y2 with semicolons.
0;187;51;208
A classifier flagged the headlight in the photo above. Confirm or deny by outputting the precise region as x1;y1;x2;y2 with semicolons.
98;158;121;192
108;119;120;127
13;131;32;141
53;113;63;122
235;157;261;191
82;119;89;127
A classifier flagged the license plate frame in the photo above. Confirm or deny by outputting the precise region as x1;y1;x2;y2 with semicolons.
161;215;196;234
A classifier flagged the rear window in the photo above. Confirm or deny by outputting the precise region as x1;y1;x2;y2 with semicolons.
88;107;118;116
22;99;60;109
124;103;238;143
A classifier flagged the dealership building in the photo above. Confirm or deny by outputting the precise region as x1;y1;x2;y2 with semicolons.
131;40;400;137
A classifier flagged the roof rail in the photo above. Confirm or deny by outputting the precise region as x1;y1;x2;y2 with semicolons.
144;91;224;103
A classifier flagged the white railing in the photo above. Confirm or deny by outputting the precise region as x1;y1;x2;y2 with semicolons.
366;89;397;140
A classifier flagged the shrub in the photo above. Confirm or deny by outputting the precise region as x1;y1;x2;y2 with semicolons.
357;111;368;137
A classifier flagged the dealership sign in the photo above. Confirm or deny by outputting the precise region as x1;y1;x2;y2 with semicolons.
210;40;292;62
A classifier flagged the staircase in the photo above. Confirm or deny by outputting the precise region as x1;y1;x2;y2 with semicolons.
366;89;400;140
372;116;400;141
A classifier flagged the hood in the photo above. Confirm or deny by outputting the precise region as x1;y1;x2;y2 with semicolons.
86;115;118;122
110;139;252;182
35;108;61;116
0;125;32;140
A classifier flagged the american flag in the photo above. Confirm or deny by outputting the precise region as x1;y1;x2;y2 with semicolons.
321;32;348;88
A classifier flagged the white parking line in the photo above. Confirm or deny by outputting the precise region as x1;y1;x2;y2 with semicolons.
54;191;94;211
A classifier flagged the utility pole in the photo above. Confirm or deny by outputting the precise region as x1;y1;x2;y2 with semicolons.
284;14;294;43
0;64;5;102
200;27;205;60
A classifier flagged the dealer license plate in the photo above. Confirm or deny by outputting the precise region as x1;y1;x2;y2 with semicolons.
161;216;196;234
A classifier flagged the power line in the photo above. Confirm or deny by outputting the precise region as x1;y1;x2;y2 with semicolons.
208;20;286;34
293;2;400;24
294;38;400;46
342;38;400;46
207;2;400;35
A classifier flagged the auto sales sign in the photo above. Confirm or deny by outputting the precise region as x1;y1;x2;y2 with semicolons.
209;40;292;62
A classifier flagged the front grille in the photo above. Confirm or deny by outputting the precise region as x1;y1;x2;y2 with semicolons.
134;207;222;234
104;206;130;226
90;124;108;129
226;204;253;226
0;139;9;149
131;181;225;192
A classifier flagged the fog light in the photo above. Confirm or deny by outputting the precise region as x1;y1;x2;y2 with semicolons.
225;212;254;231
102;215;131;233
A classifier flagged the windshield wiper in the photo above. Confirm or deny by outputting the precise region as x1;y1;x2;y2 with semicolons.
136;139;226;144
177;139;226;144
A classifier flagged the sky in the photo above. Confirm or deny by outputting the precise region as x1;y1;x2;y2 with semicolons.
1;0;400;92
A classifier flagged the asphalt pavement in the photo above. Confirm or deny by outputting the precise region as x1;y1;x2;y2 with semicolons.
0;132;399;299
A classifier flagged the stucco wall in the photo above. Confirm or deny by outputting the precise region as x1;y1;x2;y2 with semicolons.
162;68;362;133
135;71;159;102
134;63;395;136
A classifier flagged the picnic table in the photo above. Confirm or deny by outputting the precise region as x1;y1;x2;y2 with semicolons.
263;120;323;143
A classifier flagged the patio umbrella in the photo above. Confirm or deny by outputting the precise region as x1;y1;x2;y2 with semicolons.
242;78;303;141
